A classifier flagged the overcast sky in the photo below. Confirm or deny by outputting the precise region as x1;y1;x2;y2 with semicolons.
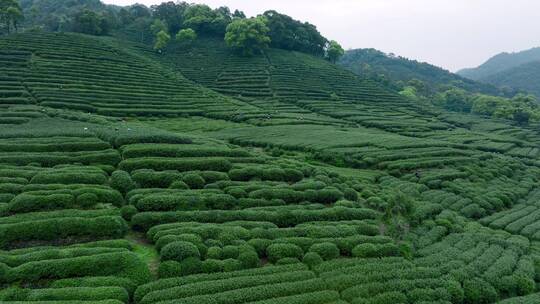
103;0;540;72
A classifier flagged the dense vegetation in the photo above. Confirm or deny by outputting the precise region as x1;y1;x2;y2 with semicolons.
337;49;540;125
339;48;504;96
458;47;540;80
458;47;540;98
2;1;540;304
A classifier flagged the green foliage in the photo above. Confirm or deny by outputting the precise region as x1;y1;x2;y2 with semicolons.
0;0;23;34
0;215;128;248
340;48;503;95
71;9;111;35
326;40;344;63
435;88;539;125
263;10;328;56
224;17;270;56
182;173;205;189
434;87;472;112
266;243;303;263
154;29;170;50
308;242;339;261
110;170;136;195
120;205;137;221
160;241;200;262
176;28;197;43
463;278;498;303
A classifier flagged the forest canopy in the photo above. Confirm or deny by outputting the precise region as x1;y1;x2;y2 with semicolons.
14;0;338;59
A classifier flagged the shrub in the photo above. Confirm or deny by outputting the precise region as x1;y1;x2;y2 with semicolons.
25;287;128;302
133;264;309;302
118;158;232;173
248;238;272;257
343;188;358;201
161;241;200;262
30;172;108;185
283;169;304;182
226;188;247;198
463;278;497;304
132;207;378;231
308;242;340;261
76;193;99;208
179;257;203;275
303;252;323;268
222;245;240;259
120;205;138;221
276;257;302;265
110;170;136;195
7;193;74;213
515;274;535;295
0;216;128;249
206;246;223;259
5;252;151;285
202;259;224;273
267;243;304;263
223;258;243;272
169;180;189;189
238;251;260;268
50;276;137;296
182;173;206;189
158;261;182;278
351;243;399;258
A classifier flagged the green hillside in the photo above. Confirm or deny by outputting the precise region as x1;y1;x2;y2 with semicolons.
458;47;540;80
340;48;503;96
2;17;540;304
479;61;540;97
458;47;540;97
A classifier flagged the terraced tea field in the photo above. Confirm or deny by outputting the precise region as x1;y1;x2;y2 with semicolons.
1;31;540;304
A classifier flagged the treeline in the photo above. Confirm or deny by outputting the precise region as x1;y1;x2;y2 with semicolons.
339;48;510;97
15;0;343;59
400;79;539;125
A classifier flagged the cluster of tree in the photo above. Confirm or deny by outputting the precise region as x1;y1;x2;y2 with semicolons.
11;0;344;61
144;2;344;60
15;0;116;35
400;78;539;125
0;0;23;34
339;48;509;97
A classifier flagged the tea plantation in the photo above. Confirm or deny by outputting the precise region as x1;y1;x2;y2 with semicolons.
1;30;540;304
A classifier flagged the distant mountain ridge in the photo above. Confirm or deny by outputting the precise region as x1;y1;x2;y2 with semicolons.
457;47;540;80
457;46;540;97
339;48;504;96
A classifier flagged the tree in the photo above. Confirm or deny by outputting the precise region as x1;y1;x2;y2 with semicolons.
224;17;270;56
0;0;23;34
263;10;327;57
381;191;415;241
176;28;196;43
154;29;170;50
150;18;167;34
151;1;187;34
183;4;232;36
326;40;344;63
513;108;531;126
71;9;103;35
435;87;472;112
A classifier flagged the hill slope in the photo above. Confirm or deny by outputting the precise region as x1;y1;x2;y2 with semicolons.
339;48;503;95
480;61;540;97
2;31;540;304
458;47;540;80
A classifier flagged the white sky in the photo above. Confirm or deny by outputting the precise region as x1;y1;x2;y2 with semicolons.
103;0;540;72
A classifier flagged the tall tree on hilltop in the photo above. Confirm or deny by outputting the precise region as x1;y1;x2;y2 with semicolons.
326;40;344;63
224;16;270;57
151;1;187;34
